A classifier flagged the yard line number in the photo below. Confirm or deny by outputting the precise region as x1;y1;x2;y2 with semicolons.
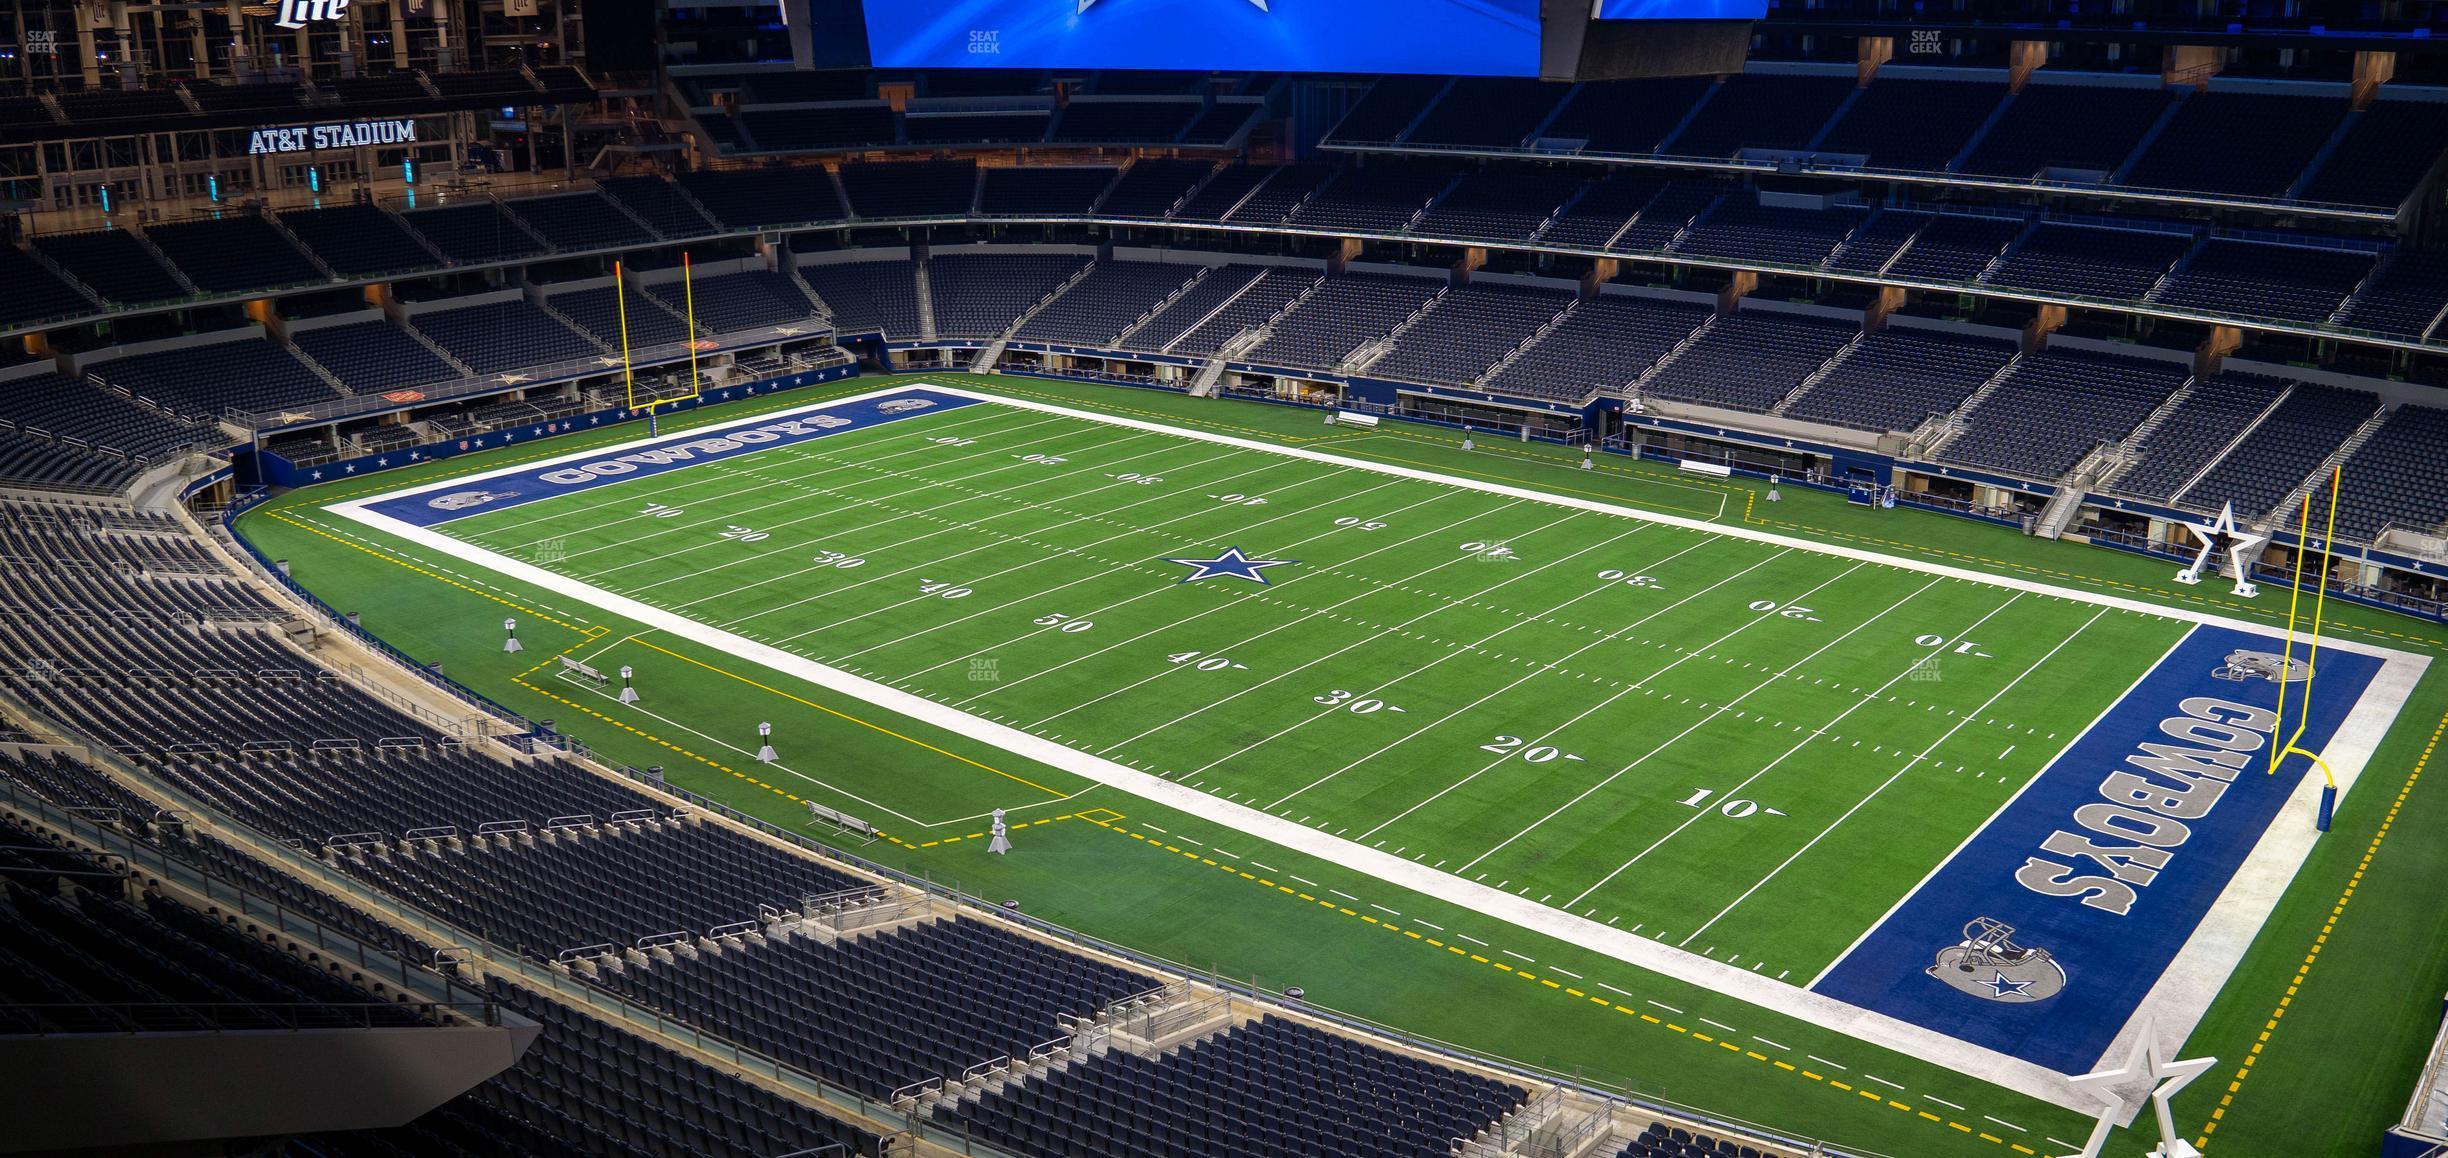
1168;650;1247;672
1313;689;1407;714
1679;788;1786;819
1032;612;1096;633
1480;735;1586;764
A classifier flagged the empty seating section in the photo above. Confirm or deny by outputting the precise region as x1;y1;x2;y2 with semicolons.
1882;214;2022;283
1543;78;1712;154
1416;169;1584;243
2338;253;2448;338
1248;274;1439;369
0;846;431;1035
1613;1119;1776;1158
945;1015;1529;1158
412;300;601;373
2298;100;2448;210
1611;184;1722;253
400;202;548;263
1784;329;2015;432
2110;374;2292;501
1824;210;1927;274
0;435;144;492
1128;266;1283;354
1405;78;1571;148
905;112;1048;146
646;270;819;334
279;204;441;276
1329;77;1448;144
838;161;976;218
595;176;721;237
291;320;463;392
2331;406;2448;540
2122;91;2346;198
1673;199;1863;267
0;372;208;460
677;167;847;229
1052;101;1198;143
1987;225;2191;301
0;244;94;325
977;167;1120;216
1286;164;1453;234
1372;284;1573;387
335;819;862;955
2180;384;2376;517
85;338;337;422
927;253;1091;337
593;917;1160;1098
1099;159;1216;219
130;748;663;846
1224;164;1338;226
737;105;897;151
1643;311;1856;413
1180;103;1259;145
1960;85;2170;178
144;216;323;293
1939;350;2189;479
1666;74;1853;158
2153;241;2375;324
1538;174;1666;251
551;285;687;348
1169;164;1276;222
1485;295;1709;401
1016;262;1202;346
508;193;655;252
34;229;186;304
798;261;924;337
1815;80;2003;171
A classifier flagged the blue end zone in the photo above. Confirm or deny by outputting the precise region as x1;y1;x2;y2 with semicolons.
1811;625;2382;1075
359;389;984;528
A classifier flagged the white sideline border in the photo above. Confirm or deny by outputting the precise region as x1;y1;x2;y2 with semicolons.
327;381;2431;1115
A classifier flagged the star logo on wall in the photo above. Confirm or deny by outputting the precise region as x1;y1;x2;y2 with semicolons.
1164;546;1291;585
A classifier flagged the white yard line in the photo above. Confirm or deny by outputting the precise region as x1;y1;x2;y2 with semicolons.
1564;592;2028;910
1453;573;1941;874
329;381;2431;1114
481;405;1025;545
1079;504;1589;750
1362;558;1877;846
887;475;1404;685
556;413;1086;564
770;445;1280;644
1273;543;1782;812
824;457;1335;664
1679;607;2110;946
970;487;1474;713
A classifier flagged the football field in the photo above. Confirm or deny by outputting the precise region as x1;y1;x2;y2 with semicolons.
329;382;2425;1110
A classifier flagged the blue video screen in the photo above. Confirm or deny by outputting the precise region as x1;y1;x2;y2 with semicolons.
862;0;1543;77
1593;0;1766;17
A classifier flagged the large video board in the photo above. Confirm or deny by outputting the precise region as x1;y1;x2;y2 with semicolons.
1592;0;1766;17
861;0;1544;76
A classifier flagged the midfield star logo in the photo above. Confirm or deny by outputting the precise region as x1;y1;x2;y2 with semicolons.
1163;545;1292;585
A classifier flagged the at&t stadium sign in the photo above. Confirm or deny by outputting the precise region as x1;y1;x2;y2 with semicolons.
247;118;418;156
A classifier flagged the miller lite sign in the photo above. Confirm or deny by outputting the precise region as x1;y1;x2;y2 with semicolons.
273;0;348;29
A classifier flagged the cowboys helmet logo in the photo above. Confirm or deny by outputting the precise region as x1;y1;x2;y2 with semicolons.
2212;649;2311;684
427;490;516;512
1928;917;2065;1003
877;399;936;413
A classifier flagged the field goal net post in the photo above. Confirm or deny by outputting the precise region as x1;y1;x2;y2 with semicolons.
618;253;707;434
2270;466;2344;831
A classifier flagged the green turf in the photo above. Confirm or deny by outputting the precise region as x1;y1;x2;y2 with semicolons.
239;372;2448;1158
422;390;2188;986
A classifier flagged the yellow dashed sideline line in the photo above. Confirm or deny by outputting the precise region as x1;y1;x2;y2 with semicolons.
2195;706;2448;1151
1079;814;2025;1150
624;637;1069;799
